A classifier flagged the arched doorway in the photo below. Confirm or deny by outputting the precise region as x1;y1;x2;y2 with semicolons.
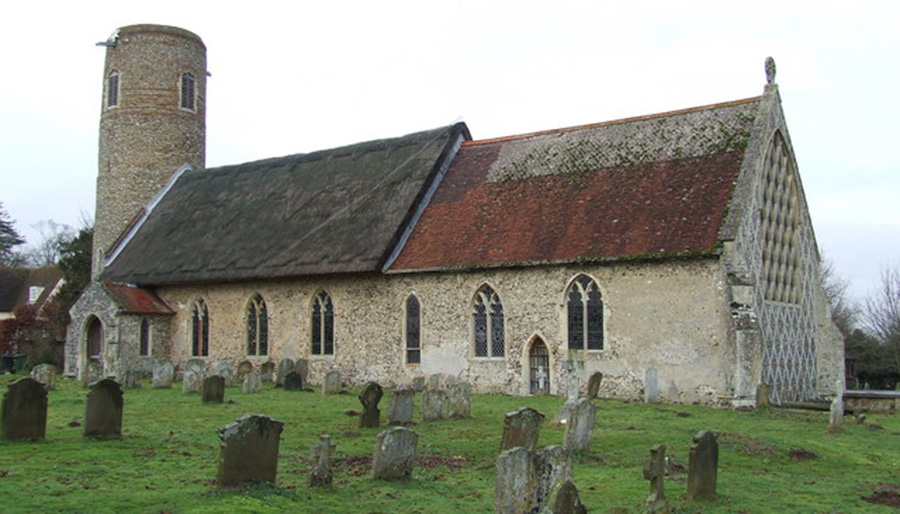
86;316;103;362
529;338;550;394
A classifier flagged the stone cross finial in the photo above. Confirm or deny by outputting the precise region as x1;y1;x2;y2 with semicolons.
765;57;777;85
643;444;667;513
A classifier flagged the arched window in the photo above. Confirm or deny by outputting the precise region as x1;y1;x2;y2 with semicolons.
180;73;195;110
107;71;119;107
191;299;209;357
247;294;268;356
86;316;103;362
311;291;334;355
406;295;421;364
473;285;504;357
139;318;151;356
567;275;604;350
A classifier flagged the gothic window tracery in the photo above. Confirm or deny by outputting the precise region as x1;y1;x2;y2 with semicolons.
247;294;268;356
473;285;504;358
191;299;209;357
759;132;801;304
567;275;604;350
406;294;421;364
312;290;334;355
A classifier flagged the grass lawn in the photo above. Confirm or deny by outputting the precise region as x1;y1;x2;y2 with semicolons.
1;374;898;513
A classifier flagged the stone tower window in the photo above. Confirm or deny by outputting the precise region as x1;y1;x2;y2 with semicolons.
473;285;504;358
311;290;334;355
759;132;801;304
191;298;209;357
405;294;421;364
247;294;268;356
567;274;604;350
106;71;120;108
180;73;196;111
139;317;151;356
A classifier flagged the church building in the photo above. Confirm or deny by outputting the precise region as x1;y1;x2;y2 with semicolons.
66;24;843;406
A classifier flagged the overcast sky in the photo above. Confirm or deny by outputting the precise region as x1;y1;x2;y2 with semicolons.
1;1;897;303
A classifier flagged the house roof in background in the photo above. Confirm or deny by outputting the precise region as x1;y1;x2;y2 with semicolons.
0;266;63;313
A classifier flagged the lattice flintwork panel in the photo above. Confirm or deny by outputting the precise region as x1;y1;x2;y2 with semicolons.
759;133;801;304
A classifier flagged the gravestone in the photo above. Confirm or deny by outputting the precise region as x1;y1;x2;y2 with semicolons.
236;360;254;381
755;383;771;408
294;359;309;385
829;379;844;432
276;358;295;387
388;387;415;426
563;398;597;452
308;434;336;486
323;370;342;395
373;426;419;480
185;358;206;377
645;367;659;404
446;382;472;418
1;377;47;441
359;382;384;428
643;444;667;513
541;479;588;514
283;371;303;391
495;445;572;514
152;361;175;388
202;375;226;404
242;371;263;394
500;406;545;452
217;414;284;487
82;360;104;387
215;361;234;387
182;369;202;393
118;361;142;389
411;376;425;392
30;363;58;390
687;430;718;501
586;372;603;399
552;399;577;426
421;375;448;421
84;378;124;438
259;361;275;383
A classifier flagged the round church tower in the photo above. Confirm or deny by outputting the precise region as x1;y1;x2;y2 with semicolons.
94;25;206;276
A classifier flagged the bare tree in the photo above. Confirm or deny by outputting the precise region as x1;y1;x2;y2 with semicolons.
18;220;75;267
863;266;900;372
820;259;859;338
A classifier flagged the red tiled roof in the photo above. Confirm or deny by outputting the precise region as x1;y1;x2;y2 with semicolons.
390;98;760;271
104;282;174;315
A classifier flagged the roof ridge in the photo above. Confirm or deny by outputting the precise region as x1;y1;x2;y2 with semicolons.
466;96;763;147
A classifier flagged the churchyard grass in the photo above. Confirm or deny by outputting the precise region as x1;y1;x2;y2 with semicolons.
1;374;898;513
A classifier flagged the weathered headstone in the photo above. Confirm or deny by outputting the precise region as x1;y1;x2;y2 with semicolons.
182;369;202;393
373;426;419;480
152;361;175;388
828;379;844;432
215;361;234;387
202;375;226;404
236;360;254;381
755;382;771;408
422;376;448;421
388;387;415;426
495;445;571;514
322;370;342;395
259;361;275;383
446;382;472;418
82;360;104;387
1;377;47;441
294;358;309;385
563;398;597;452
84;378;124;438
586;372;603;399
552;399;577;426
30;363;58;390
242;371;263;394
500;406;545;452
645;367;659;404
540;479;588;514
308;434;336;486
643;444;667;513
217;414;284;487
359;382;384;428
411;376;425;392
276;358;295;388
687;430;718;501
283;371;303;391
118;361;142;389
185;358;206;377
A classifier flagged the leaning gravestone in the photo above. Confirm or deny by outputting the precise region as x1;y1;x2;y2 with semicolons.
259;361;275;383
294;359;309;385
202;375;226;404
152;361;175;388
30;363;58;390
446;382;472;418
373;426;419;480
236;360;254;382
586;372;603;399
500;406;545;452
217;414;284;487
242;371;263;394
643;444;667;513
276;358;295;388
388;387;415;426
309;434;336;486
283;371;303;391
563;398;597;452
541;479;588;514
359;382;384;428
645;367;659;404
1;377;47;441
182;369;202;393
323;370;342;395
687;430;718;501
84;378;124;438
495;445;571;514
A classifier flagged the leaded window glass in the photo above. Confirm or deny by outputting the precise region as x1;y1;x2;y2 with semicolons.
406;295;421;364
181;73;195;110
247;294;268;356
191;299;209;357
473;285;504;357
312;291;334;355
567;275;604;350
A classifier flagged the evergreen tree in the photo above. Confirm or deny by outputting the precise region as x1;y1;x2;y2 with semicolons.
0;202;25;265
